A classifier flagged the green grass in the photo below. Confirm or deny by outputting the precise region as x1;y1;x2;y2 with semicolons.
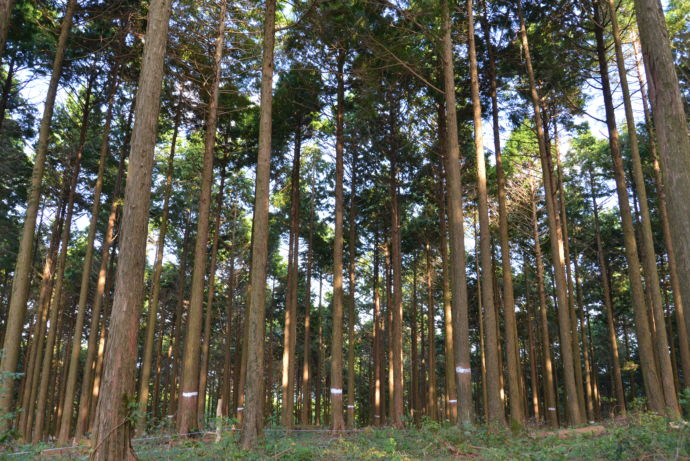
2;413;687;460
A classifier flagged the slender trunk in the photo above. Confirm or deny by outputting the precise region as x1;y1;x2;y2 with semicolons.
197;166;227;426
436;106;457;423
530;180;558;427
329;50;347;432
573;254;594;421
221;250;236;417
58;69;120;445
475;217;488;423
389;145;404;428
606;0;679;414
315;275;324;425
440;0;472;426
239;0;276;447
591;5;666;415
589;170;626;414
373;239;382;425
0;0;77;422
300;181;315;425
346;155;357;428
468;0;503;426
136;95;181;434
411;254;419;423
518;3;582;425
178;0;227;433
426;242;438;421
281;124;302;428
91;0;172;456
633;40;690;387
524;265;541;421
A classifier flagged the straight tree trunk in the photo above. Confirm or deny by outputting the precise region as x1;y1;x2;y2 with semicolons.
372;240;382;425
329;50;347;432
529;180;558;427
589;171;626;415
300;180;315;425
517;3;583;425
90;0;172;457
389;141;404;429
281;124;302;428
426;242;438;421
239;0;276;447
346;155;357;428
524;265;541;421
633;0;690;352
197;166;227;426
606;0;680;414
633;39;690;386
58;69;120;445
468;0;503;426
0;0;77;423
411;254;419;423
440;0;473;426
136;95;181;434
178;0;227;434
591;6;667;415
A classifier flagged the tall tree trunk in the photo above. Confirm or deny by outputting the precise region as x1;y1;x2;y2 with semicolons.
314;274;324;425
197;165;227;426
573;254;594;421
633;39;690;386
589;171;626;415
372;239;382;425
329;50;347;432
347;154;357;428
436;106;457;423
239;0;276;447
530;179;558;427
480;1;522;426
591;5;666;415
0;0;77;422
178;0;227;433
300;179;315;426
605;0;680;414
524;265;541;421
633;0;690;352
281;124;302;429
468;0;503;426
389;137;404;428
90;0;172;456
440;0;473;426
33;72;95;442
136;95;181;434
517;3;583;425
411;254;419;423
426;241;438;421
58;69;120;445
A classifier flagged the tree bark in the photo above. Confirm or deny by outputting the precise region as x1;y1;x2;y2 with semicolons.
633;0;690;359
0;0;77;423
0;0;14;57
300;178;315;426
347;154;357;428
90;0;172;456
440;0;473;426
426;242;438;421
239;0;276;447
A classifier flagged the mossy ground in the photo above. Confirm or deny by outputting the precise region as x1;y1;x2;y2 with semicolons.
3;412;687;460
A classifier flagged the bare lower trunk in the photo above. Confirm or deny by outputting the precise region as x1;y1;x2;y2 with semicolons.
346;156;357;428
239;0;276;448
90;0;172;457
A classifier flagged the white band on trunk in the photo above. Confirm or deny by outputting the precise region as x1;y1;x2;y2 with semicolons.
237;407;244;411
548;407;556;411
455;367;471;374
331;388;342;394
182;392;198;398
347;405;355;408
448;399;457;403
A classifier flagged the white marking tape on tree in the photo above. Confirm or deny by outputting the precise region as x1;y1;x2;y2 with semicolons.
347;405;355;408
182;392;198;398
237;407;244;411
455;367;471;374
331;388;343;394
448;399;457;403
548;407;556;411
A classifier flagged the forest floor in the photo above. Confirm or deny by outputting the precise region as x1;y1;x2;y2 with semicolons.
3;412;688;460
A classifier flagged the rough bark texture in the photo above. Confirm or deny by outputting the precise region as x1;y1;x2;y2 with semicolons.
239;0;275;448
90;0;172;457
0;0;77;423
440;0;473;426
633;0;690;351
347;156;357;428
